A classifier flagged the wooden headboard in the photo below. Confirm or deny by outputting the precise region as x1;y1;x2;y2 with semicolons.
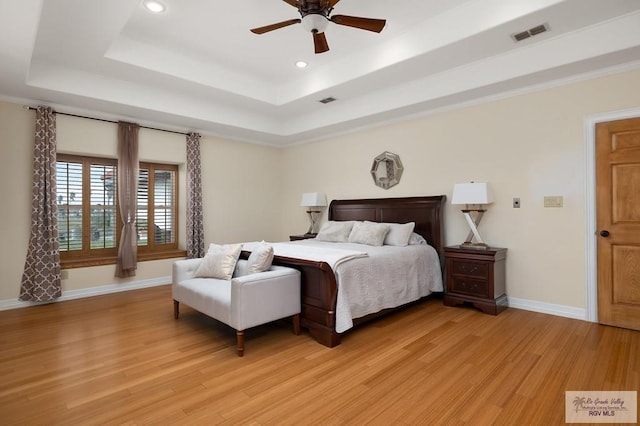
328;195;446;265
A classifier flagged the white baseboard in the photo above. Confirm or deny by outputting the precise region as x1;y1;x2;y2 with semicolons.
0;277;171;311
507;296;586;321
1;283;587;323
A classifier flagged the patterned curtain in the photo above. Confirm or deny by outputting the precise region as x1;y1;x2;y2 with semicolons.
115;122;139;278
186;132;204;258
20;106;62;302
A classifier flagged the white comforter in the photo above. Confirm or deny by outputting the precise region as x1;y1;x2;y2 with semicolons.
242;241;367;269
243;240;443;333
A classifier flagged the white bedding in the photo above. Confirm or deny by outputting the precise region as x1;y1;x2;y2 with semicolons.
243;239;443;333
242;241;367;270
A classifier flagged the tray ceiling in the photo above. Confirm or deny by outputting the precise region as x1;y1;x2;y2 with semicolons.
1;0;640;146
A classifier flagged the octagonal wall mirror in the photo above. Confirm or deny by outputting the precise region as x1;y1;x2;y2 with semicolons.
371;151;403;190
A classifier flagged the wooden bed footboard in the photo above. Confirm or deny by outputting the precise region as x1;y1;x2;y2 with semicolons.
240;252;342;347
244;195;446;348
273;256;341;347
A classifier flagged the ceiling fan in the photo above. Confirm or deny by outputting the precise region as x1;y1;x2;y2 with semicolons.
250;0;387;54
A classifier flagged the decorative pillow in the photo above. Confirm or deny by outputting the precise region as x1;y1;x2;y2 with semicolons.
315;221;355;242
383;222;415;247
194;243;242;280
246;241;274;274
408;232;427;245
348;221;390;246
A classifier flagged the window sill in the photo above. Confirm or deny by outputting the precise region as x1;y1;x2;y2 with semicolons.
61;249;187;269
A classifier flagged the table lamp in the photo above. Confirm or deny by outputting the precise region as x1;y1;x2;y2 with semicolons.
451;182;493;249
300;192;327;235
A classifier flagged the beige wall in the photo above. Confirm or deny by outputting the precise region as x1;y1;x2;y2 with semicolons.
2;67;639;310
281;68;640;309
53;115;190;292
0;103;283;301
200;137;283;244
0;103;34;301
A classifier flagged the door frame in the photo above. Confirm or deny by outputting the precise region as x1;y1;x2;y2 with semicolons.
584;107;640;323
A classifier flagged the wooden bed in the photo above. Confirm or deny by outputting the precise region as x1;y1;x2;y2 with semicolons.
268;195;445;347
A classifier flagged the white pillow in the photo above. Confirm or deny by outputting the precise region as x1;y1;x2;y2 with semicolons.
315;221;355;242
383;222;415;247
246;241;274;274
348;221;390;246
194;243;242;280
408;232;427;245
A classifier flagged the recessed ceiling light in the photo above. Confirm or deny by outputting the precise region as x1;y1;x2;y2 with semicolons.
143;0;166;13
295;61;308;69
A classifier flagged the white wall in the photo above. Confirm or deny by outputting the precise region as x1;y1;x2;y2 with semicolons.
281;68;640;311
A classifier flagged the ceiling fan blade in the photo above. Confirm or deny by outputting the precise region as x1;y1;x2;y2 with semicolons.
330;15;386;33
250;18;301;34
281;0;300;7
322;0;341;7
313;31;329;54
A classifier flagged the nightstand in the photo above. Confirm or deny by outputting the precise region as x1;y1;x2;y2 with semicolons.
443;246;507;315
289;233;317;241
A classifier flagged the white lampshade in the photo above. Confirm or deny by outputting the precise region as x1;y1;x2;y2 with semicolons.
302;14;328;33
451;182;493;205
300;192;327;208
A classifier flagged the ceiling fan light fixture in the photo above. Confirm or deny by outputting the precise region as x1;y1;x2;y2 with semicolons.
143;0;166;13
295;60;308;68
302;14;328;33
250;2;386;54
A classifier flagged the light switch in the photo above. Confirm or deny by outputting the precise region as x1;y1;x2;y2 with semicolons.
544;196;563;207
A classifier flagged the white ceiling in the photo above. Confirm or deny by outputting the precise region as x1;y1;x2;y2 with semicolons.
1;0;640;146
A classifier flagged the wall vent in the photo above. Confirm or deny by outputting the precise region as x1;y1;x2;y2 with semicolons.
318;97;337;104
511;23;549;43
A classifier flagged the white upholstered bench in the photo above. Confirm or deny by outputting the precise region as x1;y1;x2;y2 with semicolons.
172;257;301;356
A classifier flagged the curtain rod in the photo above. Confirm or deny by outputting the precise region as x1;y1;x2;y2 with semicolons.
27;106;189;136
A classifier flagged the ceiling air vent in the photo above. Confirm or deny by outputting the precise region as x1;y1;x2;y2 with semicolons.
511;23;549;43
513;30;531;42
529;24;548;36
318;97;337;104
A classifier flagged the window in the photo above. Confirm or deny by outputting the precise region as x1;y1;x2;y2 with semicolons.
137;162;178;254
56;154;181;268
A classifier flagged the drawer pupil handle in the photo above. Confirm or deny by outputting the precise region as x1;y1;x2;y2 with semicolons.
461;281;478;290
459;265;479;273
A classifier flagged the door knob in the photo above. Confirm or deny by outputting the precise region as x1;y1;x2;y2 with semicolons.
600;230;610;237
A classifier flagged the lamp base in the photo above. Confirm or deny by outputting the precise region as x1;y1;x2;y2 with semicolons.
458;241;490;250
306;210;321;234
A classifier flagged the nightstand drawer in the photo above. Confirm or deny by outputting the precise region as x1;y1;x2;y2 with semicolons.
444;246;507;315
450;277;488;297
450;261;488;279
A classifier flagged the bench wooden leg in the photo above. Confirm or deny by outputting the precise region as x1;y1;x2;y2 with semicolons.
293;314;300;335
173;300;179;319
236;330;245;357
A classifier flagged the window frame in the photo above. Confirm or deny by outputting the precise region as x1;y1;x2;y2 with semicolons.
56;154;184;269
136;161;179;257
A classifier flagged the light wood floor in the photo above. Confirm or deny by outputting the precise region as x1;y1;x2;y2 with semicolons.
0;286;638;425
